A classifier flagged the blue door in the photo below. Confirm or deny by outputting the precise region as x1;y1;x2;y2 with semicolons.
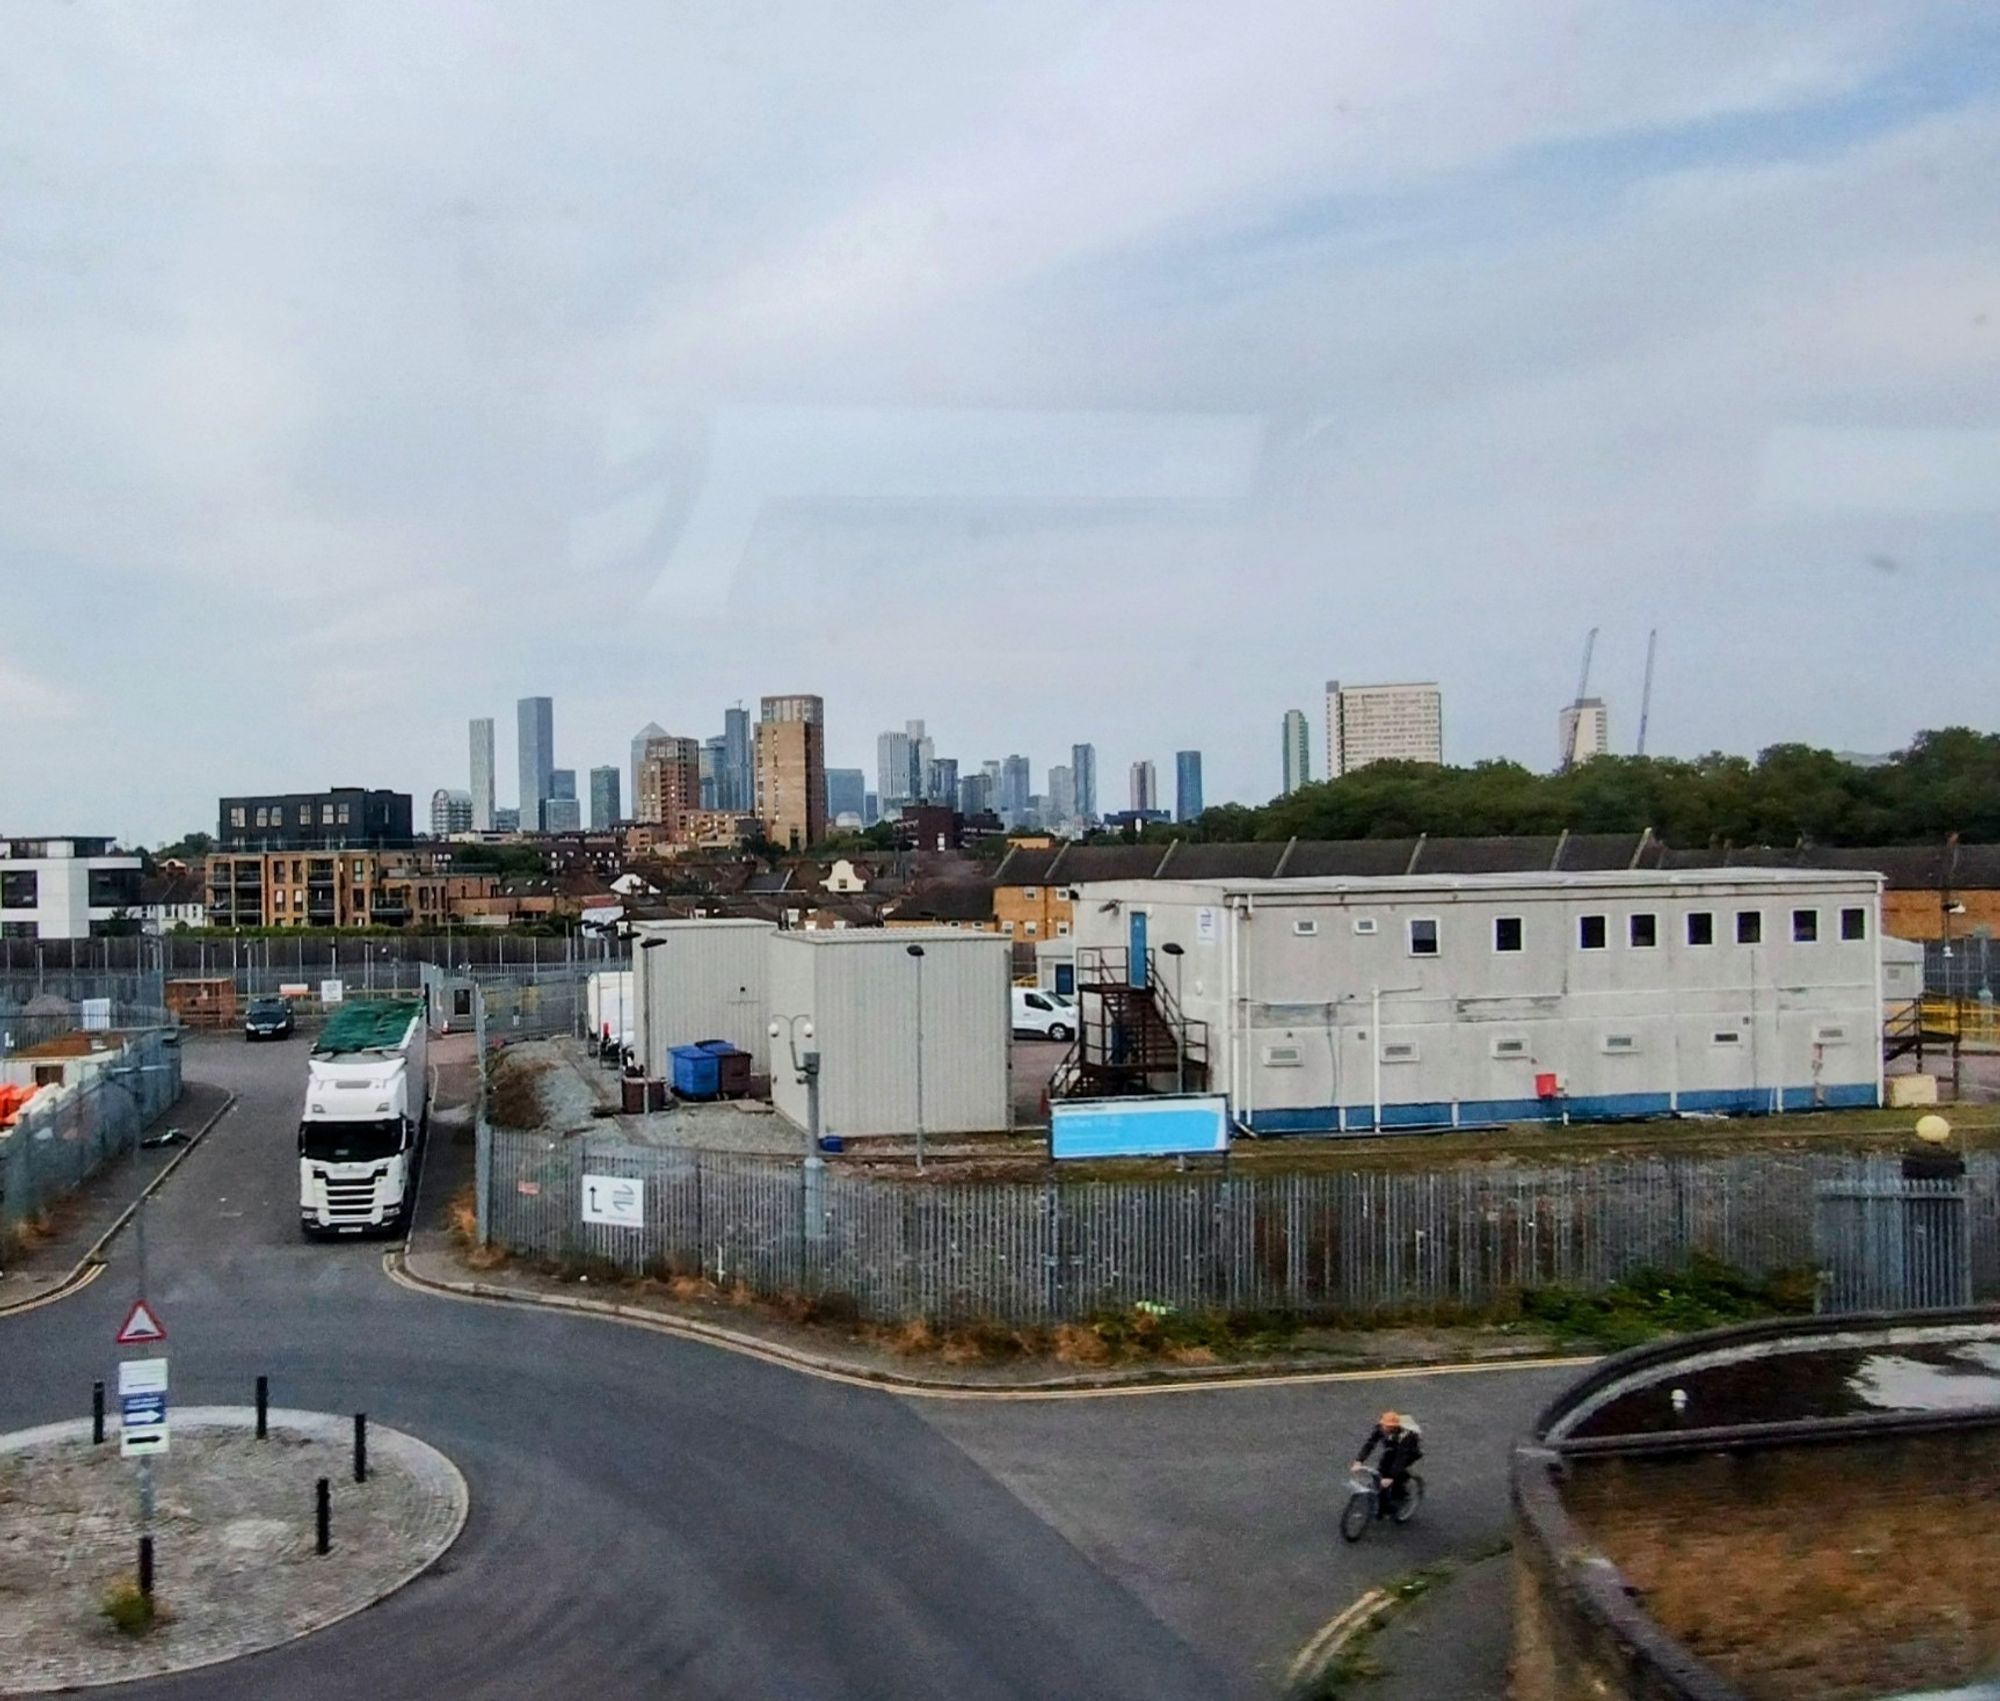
1055;962;1075;996
1128;910;1148;988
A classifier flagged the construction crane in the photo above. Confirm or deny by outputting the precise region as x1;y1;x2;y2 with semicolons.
1636;629;1658;757
1563;627;1599;770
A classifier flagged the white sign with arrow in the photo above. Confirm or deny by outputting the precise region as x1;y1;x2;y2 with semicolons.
581;1174;645;1227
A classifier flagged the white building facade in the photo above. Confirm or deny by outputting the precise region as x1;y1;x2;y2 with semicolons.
1324;680;1443;777
0;839;144;940
1070;870;1884;1134
1559;698;1610;766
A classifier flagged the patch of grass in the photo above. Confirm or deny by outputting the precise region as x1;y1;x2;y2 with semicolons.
486;1054;549;1131
1520;1253;1815;1351
100;1578;160;1637
442;1186;510;1269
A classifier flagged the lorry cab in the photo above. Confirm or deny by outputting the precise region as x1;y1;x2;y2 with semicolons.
299;999;427;1239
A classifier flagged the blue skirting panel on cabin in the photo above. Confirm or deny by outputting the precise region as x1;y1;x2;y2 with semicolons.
1244;1082;1882;1137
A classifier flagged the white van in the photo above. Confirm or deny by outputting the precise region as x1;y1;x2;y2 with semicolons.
1012;987;1075;1041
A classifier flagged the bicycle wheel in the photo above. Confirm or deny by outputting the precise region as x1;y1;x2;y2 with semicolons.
1392;1473;1424;1524
1339;1489;1373;1542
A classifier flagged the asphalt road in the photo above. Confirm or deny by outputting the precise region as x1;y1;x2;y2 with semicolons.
0;1039;1573;1698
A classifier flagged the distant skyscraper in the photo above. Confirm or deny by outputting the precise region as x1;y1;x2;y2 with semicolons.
699;737;726;809
959;773;994;816
1175;751;1203;822
1130;760;1158;814
863;791;881;826
1071;743;1097;821
517;696;554;830
926;756;958;807
1324;681;1442;777
630;721;667;819
492;806;521;833
826;768;867;825
722;705;753;812
430;788;473;836
755;694;826;850
589;766;621;830
1048;764;1074;827
877;727;917;809
1281;710;1311;796
999;755;1032;822
908;720;935;801
468;718;495;831
542;797;582;833
550;768;576;802
1559;699;1610;768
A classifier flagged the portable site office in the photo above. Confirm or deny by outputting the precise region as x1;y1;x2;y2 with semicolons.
1067;868;1886;1134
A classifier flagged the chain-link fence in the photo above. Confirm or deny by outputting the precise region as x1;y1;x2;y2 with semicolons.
480;1134;2000;1325
1;1026;182;1235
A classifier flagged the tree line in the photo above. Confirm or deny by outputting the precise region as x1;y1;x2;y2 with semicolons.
1165;728;2000;848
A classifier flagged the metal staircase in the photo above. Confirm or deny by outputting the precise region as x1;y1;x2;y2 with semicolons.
1048;947;1209;1100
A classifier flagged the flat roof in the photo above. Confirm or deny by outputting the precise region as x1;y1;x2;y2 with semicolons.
1080;868;1882;897
773;928;1007;947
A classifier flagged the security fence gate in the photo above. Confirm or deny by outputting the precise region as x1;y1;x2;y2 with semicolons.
1813;1176;1972;1313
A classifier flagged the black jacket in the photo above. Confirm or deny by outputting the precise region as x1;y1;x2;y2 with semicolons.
1358;1424;1422;1476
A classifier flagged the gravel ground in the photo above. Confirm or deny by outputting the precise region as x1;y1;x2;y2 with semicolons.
0;1409;464;1692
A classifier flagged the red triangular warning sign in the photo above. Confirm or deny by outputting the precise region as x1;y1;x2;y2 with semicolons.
116;1300;166;1347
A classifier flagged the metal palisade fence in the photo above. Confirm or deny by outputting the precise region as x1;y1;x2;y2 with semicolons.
1;1027;183;1234
483;1133;2000;1325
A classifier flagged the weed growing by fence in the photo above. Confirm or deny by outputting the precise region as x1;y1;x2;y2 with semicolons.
1520;1253;1816;1350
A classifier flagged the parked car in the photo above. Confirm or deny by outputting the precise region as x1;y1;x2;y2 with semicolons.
1011;987;1075;1041
244;997;295;1041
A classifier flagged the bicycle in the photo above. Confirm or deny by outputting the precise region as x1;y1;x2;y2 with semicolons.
1339;1461;1424;1542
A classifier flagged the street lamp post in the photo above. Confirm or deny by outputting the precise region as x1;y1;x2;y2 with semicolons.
636;936;666;1110
906;944;927;1174
1160;941;1186;1095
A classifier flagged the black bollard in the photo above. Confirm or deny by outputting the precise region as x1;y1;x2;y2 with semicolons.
353;1412;367;1484
315;1477;331;1554
255;1376;269;1440
138;1535;154;1598
92;1381;105;1446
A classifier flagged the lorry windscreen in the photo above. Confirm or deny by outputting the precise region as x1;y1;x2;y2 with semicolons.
299;1120;405;1162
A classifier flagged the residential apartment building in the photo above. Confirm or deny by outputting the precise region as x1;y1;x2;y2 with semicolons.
205;848;452;929
1130;760;1158;814
1324;680;1443;777
1175;751;1203;822
629;722;667;819
1560;698;1610;767
636;735;701;833
589;766;621;830
1281;709;1311;795
755;694;826;850
518;696;555;830
218;788;412;850
469;718;496;830
0;838;143;939
430;788;474;836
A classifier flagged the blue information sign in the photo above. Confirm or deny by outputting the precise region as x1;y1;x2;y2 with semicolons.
1051;1095;1231;1161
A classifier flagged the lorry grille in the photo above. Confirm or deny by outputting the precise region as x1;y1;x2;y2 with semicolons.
323;1174;381;1220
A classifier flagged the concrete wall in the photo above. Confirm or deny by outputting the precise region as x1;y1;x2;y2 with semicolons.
769;930;1010;1137
630;920;775;1078
1072;871;1884;1133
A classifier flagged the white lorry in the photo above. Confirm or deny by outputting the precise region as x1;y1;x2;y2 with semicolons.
586;970;633;1059
298;997;429;1238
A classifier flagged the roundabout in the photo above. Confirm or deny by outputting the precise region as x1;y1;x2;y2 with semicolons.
0;1409;465;1693
0;1038;1569;1698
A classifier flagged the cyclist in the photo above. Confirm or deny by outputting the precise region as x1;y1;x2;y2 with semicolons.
1353;1410;1423;1519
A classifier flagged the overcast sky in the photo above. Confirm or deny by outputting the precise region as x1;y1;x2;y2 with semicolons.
5;2;1998;843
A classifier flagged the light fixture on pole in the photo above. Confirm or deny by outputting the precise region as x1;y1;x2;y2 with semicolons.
769;1015;822;1174
1160;941;1187;1095
636;936;666;1109
906;943;927;1174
